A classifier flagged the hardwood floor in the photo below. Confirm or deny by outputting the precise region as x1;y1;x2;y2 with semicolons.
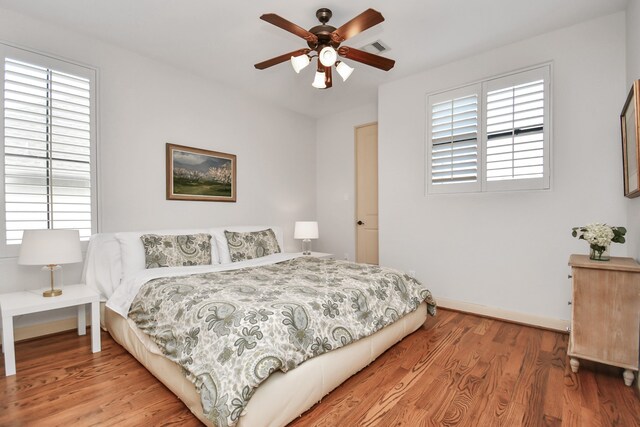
1;309;638;426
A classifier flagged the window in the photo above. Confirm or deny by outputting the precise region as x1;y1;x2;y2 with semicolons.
428;84;482;193
0;44;97;255
427;65;550;194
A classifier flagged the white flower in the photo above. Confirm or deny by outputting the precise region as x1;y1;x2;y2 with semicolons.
582;223;615;247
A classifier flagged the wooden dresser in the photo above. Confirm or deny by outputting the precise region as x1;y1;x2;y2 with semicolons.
567;254;640;386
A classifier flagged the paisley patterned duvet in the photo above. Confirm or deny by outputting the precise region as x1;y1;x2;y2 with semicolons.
129;256;436;427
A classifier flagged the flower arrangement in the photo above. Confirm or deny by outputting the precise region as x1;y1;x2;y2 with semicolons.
571;223;626;261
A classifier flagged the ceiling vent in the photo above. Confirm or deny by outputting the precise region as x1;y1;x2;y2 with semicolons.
360;40;390;54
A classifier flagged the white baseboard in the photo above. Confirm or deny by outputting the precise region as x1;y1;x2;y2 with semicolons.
1;303;104;346
13;316;93;342
437;297;570;332
0;299;571;346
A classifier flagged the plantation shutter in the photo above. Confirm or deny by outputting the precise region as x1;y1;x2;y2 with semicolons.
2;50;95;246
426;65;550;195
427;84;481;193
483;66;550;191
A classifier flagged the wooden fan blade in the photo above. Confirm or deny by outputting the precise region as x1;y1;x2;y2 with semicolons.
331;9;384;43
325;66;332;88
254;48;311;70
260;13;318;44
338;46;395;71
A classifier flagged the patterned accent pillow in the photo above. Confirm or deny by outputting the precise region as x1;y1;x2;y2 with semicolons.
224;229;281;262
141;233;212;269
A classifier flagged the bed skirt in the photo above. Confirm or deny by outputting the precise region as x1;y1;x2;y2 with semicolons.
105;302;428;427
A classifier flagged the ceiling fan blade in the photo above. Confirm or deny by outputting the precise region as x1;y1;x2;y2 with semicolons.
260;13;318;44
254;48;311;70
338;46;395;71
331;9;384;43
325;66;332;88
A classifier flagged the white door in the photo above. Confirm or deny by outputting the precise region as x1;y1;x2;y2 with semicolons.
355;123;379;264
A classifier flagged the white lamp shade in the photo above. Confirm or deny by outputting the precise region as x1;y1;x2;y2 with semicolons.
290;54;310;73
18;229;82;265
319;46;337;67
336;61;354;81
312;70;326;89
294;221;319;239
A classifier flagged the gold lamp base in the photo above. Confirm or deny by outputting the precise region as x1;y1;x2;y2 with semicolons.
43;264;63;297
43;288;62;297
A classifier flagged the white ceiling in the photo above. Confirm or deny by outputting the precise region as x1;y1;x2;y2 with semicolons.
0;0;628;118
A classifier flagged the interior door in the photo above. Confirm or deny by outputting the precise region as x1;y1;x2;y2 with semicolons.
355;123;379;264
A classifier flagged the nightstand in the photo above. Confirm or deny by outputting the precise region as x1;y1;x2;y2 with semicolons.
567;255;640;386
299;252;334;260
1;284;101;376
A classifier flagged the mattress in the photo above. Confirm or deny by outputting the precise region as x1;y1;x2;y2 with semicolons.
105;302;428;427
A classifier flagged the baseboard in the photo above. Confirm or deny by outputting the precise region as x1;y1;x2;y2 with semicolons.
0;299;572;345
1;302;105;346
12;316;93;342
437;297;570;332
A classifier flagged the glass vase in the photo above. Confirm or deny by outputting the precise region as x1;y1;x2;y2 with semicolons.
589;244;610;261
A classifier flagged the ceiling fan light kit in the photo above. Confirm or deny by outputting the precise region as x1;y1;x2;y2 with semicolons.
255;8;395;89
290;54;311;73
336;61;354;81
319;46;337;67
312;68;327;89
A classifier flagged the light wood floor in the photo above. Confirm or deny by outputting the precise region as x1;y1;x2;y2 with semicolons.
1;309;638;426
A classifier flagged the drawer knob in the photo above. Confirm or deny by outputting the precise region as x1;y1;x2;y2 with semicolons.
568;274;573;279
567;301;572;305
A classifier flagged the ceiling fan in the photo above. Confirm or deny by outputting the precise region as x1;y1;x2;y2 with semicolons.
254;8;395;89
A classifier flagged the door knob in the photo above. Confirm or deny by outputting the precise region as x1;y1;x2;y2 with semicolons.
357;220;364;225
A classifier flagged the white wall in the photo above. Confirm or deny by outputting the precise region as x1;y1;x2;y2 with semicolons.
315;103;377;260
377;13;627;322
0;8;316;327
626;0;640;263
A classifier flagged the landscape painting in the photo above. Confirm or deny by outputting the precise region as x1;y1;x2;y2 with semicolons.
166;143;236;202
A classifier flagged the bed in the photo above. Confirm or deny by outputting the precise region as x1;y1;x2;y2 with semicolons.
82;225;436;427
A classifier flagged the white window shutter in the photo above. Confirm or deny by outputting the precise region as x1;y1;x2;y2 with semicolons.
1;46;96;250
427;84;482;194
482;66;550;191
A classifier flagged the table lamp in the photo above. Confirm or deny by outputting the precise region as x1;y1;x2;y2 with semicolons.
18;229;82;297
294;221;319;255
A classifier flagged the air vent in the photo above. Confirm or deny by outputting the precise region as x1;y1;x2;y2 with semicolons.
360;40;390;54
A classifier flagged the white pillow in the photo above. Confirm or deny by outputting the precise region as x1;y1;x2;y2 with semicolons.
82;233;122;299
115;228;218;279
212;226;283;264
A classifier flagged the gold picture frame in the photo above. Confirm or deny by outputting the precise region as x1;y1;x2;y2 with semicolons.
166;143;237;202
621;80;640;198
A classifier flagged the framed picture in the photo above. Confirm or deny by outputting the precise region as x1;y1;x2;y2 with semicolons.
621;80;640;198
166;143;236;202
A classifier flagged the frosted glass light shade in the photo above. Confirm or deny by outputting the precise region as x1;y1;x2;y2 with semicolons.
294;221;319;239
312;71;326;89
290;54;310;73
336;61;354;81
319;46;338;67
18;229;82;265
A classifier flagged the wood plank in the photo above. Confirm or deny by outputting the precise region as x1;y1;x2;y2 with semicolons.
1;310;638;427
541;333;566;421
